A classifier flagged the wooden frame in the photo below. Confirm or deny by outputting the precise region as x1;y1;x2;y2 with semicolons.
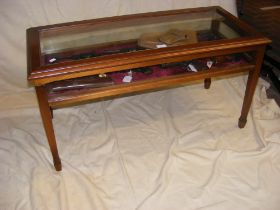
27;6;270;171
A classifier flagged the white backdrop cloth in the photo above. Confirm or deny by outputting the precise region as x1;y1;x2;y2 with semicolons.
1;1;280;210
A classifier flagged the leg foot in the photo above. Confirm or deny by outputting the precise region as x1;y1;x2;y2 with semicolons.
238;117;247;128
54;158;62;171
204;78;211;89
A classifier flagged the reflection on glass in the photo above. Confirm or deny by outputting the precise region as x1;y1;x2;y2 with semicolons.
40;8;245;65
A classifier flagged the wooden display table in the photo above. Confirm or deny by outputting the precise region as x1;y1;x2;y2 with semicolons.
27;6;270;171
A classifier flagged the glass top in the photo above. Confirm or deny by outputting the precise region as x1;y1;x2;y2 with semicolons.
39;8;248;65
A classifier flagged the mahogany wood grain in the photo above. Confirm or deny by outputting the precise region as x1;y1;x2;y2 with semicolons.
36;86;61;171
238;46;266;128
26;28;41;76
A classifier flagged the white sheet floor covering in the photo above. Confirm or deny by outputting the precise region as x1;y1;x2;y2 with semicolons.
0;75;280;210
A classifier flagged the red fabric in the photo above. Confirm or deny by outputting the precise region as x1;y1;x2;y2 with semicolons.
109;65;187;85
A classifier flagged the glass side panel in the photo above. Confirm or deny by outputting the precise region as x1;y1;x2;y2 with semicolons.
47;52;252;102
40;8;247;65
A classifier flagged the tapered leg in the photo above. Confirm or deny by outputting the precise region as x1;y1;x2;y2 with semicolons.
204;78;211;89
238;46;266;128
36;86;62;171
204;19;220;91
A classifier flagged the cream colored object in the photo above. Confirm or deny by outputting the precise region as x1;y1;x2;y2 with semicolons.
138;32;163;49
159;29;197;45
138;29;197;49
1;1;280;210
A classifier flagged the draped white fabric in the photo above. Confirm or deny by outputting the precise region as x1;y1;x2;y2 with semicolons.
1;1;280;210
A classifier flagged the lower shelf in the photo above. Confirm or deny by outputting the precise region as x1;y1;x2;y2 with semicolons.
47;63;254;108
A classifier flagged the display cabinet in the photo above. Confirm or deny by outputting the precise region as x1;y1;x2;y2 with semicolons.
27;6;271;171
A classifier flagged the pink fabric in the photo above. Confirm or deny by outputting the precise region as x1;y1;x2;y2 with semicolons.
109;57;247;85
109;65;187;84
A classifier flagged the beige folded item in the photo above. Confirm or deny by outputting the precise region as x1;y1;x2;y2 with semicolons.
138;29;197;49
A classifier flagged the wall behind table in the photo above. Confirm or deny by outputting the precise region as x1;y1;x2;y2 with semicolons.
0;0;237;94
